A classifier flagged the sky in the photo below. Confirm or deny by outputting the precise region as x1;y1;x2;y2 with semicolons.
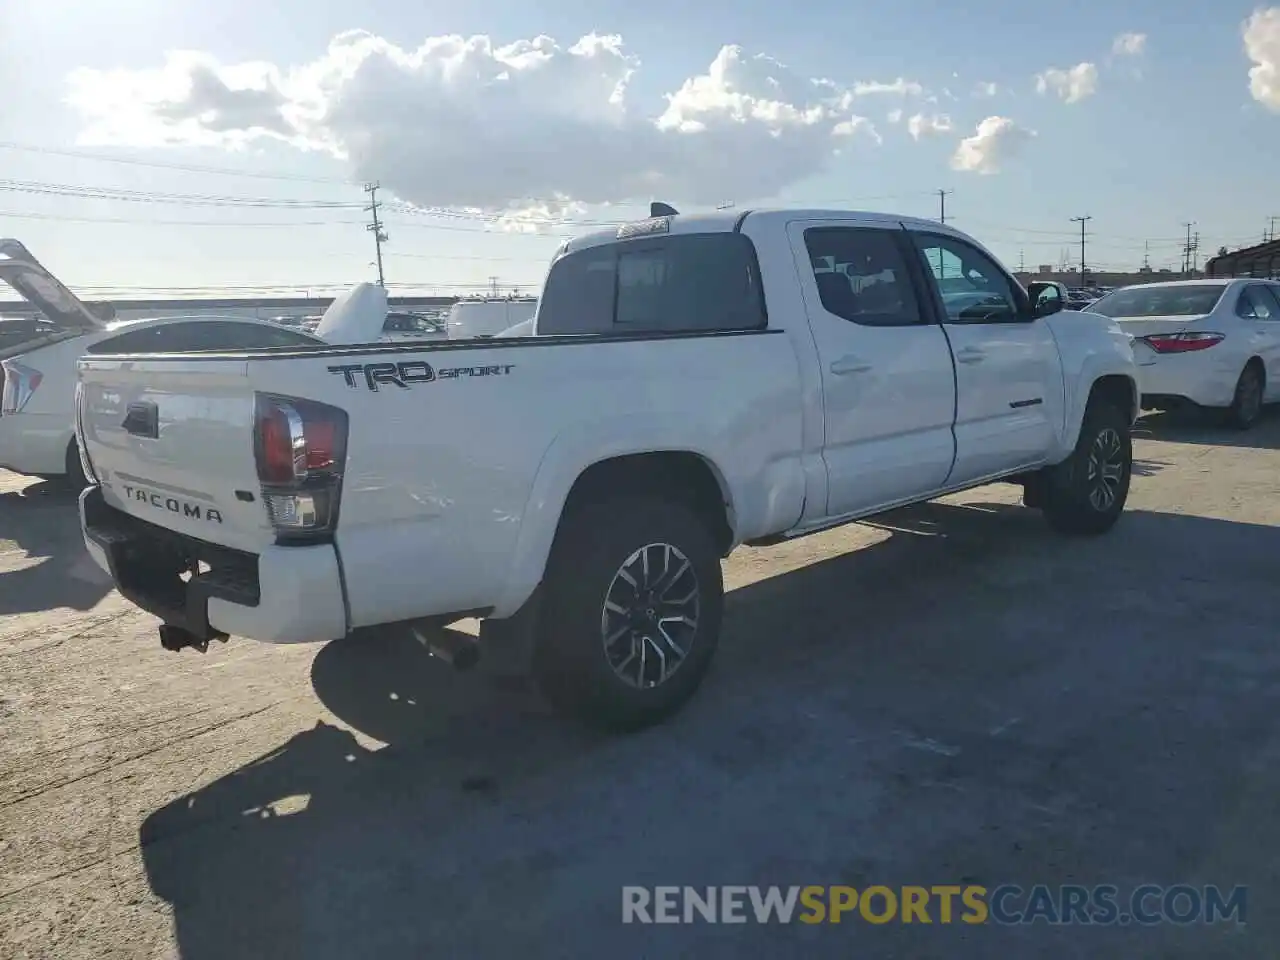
0;0;1278;299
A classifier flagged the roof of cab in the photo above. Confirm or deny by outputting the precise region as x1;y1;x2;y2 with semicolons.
562;207;962;254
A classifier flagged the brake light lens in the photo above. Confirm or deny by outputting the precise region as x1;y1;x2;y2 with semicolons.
253;393;348;543
1141;332;1225;354
0;359;43;415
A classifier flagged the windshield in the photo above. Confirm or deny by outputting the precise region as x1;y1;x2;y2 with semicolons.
1088;284;1226;318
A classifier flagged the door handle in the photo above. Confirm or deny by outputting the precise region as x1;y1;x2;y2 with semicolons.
955;347;986;364
830;356;873;375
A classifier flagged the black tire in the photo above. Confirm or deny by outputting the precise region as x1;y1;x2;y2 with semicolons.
1224;361;1265;430
1040;400;1132;535
63;439;88;493
532;496;724;732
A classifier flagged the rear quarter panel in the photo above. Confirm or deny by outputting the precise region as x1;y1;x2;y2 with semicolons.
249;333;807;625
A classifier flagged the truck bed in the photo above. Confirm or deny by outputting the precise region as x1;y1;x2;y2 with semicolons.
77;331;808;635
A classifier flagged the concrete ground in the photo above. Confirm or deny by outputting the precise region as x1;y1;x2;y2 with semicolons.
2;410;1279;959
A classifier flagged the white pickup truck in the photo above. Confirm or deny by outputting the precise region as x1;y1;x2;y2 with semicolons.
75;206;1138;730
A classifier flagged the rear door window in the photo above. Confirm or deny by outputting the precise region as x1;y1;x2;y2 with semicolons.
1246;285;1280;318
537;232;766;335
1236;287;1276;320
801;227;924;327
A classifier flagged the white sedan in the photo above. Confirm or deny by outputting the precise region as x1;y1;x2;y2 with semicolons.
1086;278;1280;429
0;240;324;486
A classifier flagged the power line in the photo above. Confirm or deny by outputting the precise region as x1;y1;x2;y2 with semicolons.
0;177;362;209
0;170;1260;249
0;206;575;239
0;140;355;185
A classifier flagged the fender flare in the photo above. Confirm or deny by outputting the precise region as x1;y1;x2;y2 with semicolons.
488;419;738;618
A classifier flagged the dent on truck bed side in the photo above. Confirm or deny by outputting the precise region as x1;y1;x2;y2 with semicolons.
489;414;807;619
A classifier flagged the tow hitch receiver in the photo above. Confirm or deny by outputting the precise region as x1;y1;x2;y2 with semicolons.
409;618;480;671
158;623;229;654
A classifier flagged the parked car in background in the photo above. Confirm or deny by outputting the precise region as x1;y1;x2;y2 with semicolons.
2;314;324;487
446;297;538;338
0;315;59;351
76;205;1138;730
0;240;324;487
383;310;447;340
1087;279;1280;428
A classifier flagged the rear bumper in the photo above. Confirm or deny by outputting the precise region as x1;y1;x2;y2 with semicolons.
80;485;348;644
1134;351;1237;408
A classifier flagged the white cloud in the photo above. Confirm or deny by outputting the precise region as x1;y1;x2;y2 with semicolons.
850;77;924;97
887;108;904;124
973;81;999;98
832;115;882;144
1244;7;1280;111
66;32;912;217
1112;32;1147;56
950;116;1035;174
906;112;953;139
1034;62;1099;103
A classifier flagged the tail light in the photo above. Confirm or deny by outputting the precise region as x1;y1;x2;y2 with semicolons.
253;393;348;544
73;382;98;484
1141;332;1225;354
0;359;43;415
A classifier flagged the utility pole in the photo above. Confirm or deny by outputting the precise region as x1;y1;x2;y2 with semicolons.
364;183;387;287
1142;240;1150;271
1070;216;1092;286
937;189;953;224
488;276;500;297
1181;221;1195;277
1018;248;1025;272
1191;231;1200;275
1268;216;1280;242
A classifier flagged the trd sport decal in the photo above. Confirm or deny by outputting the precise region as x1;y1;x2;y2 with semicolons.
327;360;515;391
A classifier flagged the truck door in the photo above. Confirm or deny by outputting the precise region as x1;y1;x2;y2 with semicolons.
787;220;957;518
907;229;1063;485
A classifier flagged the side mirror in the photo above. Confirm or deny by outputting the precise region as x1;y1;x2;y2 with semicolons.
1027;282;1064;318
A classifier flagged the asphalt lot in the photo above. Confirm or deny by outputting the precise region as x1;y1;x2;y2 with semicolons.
2;410;1280;959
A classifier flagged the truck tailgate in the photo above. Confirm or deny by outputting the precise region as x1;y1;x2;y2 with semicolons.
77;357;273;553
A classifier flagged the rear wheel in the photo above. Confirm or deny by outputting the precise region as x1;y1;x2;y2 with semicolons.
1040;400;1132;535
1224;361;1265;430
532;497;724;732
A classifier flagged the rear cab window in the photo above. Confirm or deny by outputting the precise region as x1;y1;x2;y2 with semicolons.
536;232;767;335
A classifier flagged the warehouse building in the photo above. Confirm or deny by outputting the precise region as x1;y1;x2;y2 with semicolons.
1204;239;1280;279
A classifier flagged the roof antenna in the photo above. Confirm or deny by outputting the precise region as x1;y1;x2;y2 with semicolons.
650;201;679;218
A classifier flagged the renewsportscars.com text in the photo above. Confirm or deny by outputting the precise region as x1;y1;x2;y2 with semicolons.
622;884;1247;926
